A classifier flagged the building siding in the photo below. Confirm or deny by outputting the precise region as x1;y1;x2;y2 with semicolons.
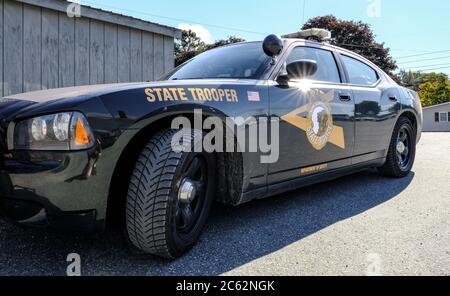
423;103;450;132
0;0;179;97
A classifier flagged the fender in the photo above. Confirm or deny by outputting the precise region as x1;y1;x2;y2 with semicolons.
99;81;271;207
398;86;423;143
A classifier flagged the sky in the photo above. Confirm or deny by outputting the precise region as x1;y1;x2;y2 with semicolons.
78;0;450;75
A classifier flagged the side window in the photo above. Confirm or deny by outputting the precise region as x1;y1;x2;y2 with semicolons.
286;47;341;83
341;55;379;86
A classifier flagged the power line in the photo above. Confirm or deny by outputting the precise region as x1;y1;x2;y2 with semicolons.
396;50;450;60
329;43;440;54
406;63;450;70
336;43;386;49
77;0;450;62
417;66;450;72
324;43;450;60
398;55;450;65
81;0;269;36
392;49;438;53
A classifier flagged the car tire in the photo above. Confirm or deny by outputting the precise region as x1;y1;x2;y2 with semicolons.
125;129;215;258
378;116;416;178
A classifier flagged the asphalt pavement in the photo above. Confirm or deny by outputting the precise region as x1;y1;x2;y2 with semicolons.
0;133;449;276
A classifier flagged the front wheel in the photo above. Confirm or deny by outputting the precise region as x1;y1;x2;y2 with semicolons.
125;129;215;258
378;117;416;178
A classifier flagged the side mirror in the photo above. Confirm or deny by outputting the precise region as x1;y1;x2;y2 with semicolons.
286;59;318;80
263;35;283;57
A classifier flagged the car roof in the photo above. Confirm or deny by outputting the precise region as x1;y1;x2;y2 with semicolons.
232;38;381;70
215;38;390;82
281;38;373;63
280;38;390;79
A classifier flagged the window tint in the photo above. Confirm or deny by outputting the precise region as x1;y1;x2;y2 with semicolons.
286;47;341;83
164;42;270;80
341;55;379;86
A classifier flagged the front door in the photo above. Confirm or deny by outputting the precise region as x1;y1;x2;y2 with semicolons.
268;45;355;184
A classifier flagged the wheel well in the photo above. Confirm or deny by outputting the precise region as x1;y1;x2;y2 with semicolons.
400;111;417;131
105;115;243;230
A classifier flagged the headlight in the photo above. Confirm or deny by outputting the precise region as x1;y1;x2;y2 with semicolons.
10;112;95;151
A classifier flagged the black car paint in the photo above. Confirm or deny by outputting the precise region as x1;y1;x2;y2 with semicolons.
0;39;422;232
0;95;117;231
268;42;355;184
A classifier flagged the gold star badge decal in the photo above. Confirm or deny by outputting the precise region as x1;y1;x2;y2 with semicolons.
281;88;345;150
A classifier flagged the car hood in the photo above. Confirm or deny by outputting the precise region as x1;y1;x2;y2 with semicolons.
4;83;146;103
0;79;259;121
0;83;146;122
2;79;253;103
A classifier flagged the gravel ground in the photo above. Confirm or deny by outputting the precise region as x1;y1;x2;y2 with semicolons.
0;132;449;276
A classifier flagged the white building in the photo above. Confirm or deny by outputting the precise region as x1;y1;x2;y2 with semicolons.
422;102;450;132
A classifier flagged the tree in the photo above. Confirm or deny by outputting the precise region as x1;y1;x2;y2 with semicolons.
398;70;425;91
175;29;205;55
398;70;450;107
301;15;398;78
205;36;245;50
416;72;450;107
175;32;245;66
175;30;206;66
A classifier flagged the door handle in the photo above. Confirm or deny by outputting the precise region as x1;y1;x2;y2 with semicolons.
339;93;352;101
389;96;397;101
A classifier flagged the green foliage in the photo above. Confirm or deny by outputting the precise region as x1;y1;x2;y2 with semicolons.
204;36;245;51
399;71;450;106
175;29;206;55
398;70;424;91
175;30;206;67
301;15;398;78
175;31;245;66
418;73;450;107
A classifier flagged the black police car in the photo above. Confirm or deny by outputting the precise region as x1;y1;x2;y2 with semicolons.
0;32;422;258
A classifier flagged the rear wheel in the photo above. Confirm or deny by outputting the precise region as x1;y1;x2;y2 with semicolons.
125;129;215;258
378;116;416;178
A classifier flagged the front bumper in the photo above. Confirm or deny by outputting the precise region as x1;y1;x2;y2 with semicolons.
0;148;107;233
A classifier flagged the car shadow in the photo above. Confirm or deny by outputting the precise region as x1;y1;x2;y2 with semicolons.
0;169;414;275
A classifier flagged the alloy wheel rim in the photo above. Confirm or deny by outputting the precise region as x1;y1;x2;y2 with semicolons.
176;155;207;233
396;126;411;171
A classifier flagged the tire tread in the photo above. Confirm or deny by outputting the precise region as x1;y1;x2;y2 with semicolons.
378;116;416;178
126;129;181;258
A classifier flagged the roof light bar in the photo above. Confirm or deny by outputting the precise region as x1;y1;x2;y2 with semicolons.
282;28;332;42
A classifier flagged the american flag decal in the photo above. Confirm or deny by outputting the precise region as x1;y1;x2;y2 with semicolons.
247;91;260;102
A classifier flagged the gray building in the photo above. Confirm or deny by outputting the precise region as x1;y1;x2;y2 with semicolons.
423;102;450;132
0;0;181;97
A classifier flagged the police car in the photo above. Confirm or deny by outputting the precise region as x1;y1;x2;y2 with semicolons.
0;30;422;258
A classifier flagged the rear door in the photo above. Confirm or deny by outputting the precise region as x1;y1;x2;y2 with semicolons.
268;44;355;184
339;54;401;162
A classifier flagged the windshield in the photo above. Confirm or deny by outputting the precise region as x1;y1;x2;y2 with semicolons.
163;42;270;80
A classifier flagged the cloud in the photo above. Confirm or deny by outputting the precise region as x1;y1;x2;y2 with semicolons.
177;23;212;43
